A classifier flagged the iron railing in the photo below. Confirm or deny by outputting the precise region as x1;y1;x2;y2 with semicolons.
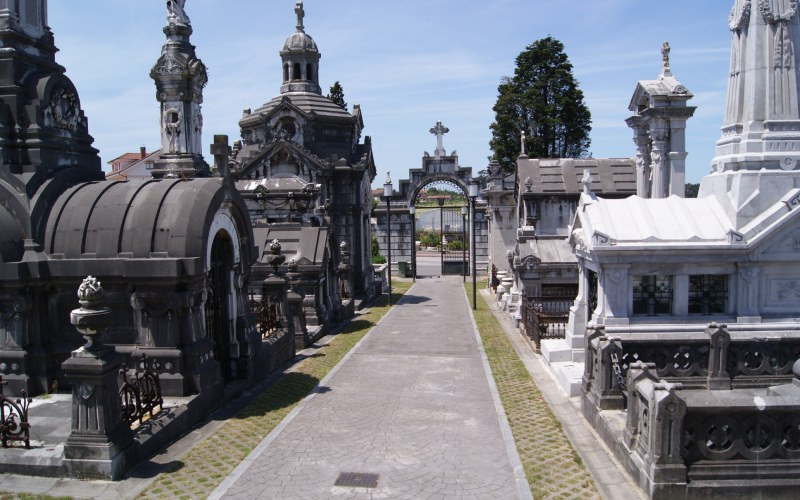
521;292;573;348
249;289;283;340
119;354;164;427
0;376;31;448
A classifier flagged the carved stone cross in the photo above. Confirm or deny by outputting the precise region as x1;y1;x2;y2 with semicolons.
429;120;449;157
295;1;305;32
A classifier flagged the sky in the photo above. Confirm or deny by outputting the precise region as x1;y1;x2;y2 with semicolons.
48;1;733;186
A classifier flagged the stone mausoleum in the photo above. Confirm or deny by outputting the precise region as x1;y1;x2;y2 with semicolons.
0;0;287;403
556;2;800;497
229;1;377;343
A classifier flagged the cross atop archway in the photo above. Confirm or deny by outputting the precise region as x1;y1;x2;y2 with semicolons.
430;120;449;158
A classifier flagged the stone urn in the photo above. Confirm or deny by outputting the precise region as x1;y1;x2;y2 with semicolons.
70;276;112;352
264;239;286;275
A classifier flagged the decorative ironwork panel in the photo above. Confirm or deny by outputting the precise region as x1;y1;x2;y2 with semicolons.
118;354;164;427
249;288;283;340
689;275;728;315
587;270;598;318
632;275;672;316
440;206;468;275
0;376;31;448
522;290;575;348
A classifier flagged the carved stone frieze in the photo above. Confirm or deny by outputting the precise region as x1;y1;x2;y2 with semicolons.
729;0;752;31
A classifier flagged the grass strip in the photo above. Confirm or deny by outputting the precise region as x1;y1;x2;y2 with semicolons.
465;282;599;500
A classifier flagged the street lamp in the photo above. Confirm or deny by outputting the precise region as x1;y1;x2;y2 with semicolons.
384;173;393;306
409;205;416;282
461;205;467;283
469;179;479;310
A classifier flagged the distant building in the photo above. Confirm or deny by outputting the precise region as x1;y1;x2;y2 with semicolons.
105;147;161;180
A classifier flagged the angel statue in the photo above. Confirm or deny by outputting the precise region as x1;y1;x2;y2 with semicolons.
167;0;191;26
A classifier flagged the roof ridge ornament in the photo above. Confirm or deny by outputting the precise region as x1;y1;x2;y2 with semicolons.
661;41;672;78
296;1;305;33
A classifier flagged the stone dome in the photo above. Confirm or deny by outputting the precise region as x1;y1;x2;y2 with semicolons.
282;31;318;54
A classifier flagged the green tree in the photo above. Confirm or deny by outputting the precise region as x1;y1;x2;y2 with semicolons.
327;81;347;110
685;183;699;198
490;37;592;174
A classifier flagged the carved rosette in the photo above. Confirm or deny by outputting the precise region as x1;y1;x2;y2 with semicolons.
45;85;81;132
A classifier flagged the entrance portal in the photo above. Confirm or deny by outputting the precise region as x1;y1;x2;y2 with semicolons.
206;233;234;382
412;180;469;278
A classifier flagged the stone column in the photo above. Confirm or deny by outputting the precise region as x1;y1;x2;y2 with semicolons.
673;274;689;316
62;277;133;480
649;121;670;198
629;119;651;198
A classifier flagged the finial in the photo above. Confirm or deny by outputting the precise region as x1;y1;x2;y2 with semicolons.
385;172;391;184
520;130;527;156
661;41;672;77
295;1;305;32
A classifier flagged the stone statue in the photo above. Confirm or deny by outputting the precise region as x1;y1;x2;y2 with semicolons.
167;0;190;26
661;41;671;76
581;169;593;195
164;107;182;153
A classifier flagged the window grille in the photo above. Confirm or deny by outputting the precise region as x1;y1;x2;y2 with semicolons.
632;275;672;316
688;275;727;315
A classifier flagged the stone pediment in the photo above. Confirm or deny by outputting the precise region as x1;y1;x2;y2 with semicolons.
237;139;328;180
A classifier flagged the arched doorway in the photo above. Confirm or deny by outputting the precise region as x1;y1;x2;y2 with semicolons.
411;179;469;278
206;232;235;382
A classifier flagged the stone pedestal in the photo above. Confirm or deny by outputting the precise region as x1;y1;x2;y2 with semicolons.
62;276;133;480
62;347;133;479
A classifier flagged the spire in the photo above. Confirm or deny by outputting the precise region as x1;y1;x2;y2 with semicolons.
150;0;209;177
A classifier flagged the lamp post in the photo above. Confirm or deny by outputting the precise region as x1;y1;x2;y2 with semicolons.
469;179;479;310
438;197;445;275
384;174;393;306
461;205;467;282
409;205;416;282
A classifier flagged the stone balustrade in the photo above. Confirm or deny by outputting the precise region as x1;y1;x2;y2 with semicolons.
583;323;800;411
613;359;800;498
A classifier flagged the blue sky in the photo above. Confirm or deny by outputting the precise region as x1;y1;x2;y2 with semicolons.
48;1;732;185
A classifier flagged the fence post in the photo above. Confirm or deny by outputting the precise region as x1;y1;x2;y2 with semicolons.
706;322;731;390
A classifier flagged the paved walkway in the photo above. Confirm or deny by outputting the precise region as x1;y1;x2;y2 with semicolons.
211;277;529;499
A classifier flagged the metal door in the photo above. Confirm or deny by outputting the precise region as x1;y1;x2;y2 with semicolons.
440;206;468;275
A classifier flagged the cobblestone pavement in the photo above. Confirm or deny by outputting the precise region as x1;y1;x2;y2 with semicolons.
212;277;527;499
468;283;600;500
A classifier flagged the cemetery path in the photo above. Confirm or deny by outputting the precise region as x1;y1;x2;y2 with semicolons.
211;276;530;500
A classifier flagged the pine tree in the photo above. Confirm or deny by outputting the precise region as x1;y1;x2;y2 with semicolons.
490;37;592;173
327;81;347;110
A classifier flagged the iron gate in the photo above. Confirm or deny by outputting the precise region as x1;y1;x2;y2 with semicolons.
206;236;233;382
440;206;468;275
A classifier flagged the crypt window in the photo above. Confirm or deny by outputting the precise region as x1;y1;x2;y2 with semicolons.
293;63;301;80
632;275;673;316
283;64;289;82
688;275;728;315
306;63;313;81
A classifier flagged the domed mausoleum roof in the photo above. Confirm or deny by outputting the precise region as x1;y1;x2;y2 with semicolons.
44;178;253;265
282;31;318;53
